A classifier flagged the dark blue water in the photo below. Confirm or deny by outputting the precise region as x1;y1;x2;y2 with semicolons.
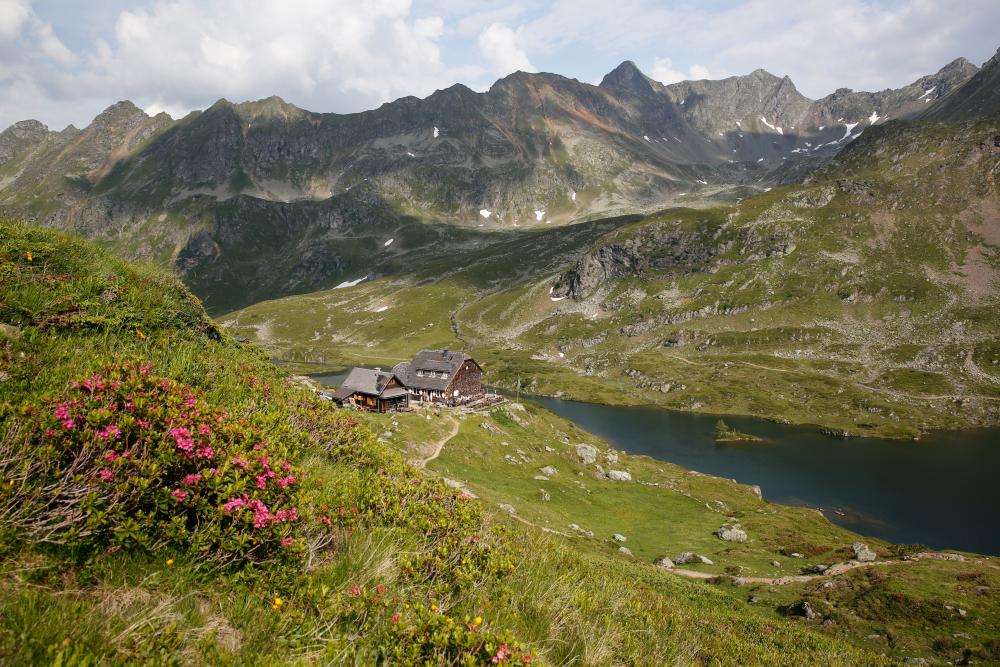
307;369;351;387
532;397;1000;555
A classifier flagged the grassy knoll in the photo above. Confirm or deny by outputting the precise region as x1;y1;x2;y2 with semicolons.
368;401;1000;664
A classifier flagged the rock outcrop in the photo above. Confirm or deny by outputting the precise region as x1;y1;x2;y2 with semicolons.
716;524;748;542
852;542;877;562
574;444;599;464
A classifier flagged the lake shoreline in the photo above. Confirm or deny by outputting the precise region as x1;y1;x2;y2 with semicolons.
529;395;1000;555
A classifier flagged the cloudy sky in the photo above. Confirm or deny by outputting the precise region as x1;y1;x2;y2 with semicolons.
2;0;998;130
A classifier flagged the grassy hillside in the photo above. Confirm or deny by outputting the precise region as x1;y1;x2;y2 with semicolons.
223;118;1000;437
369;404;999;664
0;219;920;665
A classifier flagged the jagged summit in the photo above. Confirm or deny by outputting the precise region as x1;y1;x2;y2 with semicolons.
747;68;782;81
91;100;148;123
600;60;654;90
923;46;1000;120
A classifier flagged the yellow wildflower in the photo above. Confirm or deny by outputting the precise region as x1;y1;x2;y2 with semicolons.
272;597;284;609
165;558;174;566
136;330;146;340
26;251;32;262
431;603;439;612
474;616;483;625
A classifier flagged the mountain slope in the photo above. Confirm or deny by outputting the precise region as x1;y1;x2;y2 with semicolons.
223;116;1000;438
925;48;1000;120
0;53;989;312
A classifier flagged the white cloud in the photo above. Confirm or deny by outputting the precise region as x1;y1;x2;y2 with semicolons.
650;57;714;85
477;22;535;76
96;1;462;106
508;0;1000;97
35;22;77;66
0;0;481;129
1;0;999;131
142;100;192;120
0;0;30;39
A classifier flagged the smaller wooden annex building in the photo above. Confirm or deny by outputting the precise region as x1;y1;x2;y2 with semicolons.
331;367;408;413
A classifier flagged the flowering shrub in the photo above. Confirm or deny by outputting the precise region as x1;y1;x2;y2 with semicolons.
333;584;535;666
4;362;304;565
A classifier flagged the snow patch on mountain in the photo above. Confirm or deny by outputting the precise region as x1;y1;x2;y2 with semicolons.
335;277;366;289
839;122;859;142
760;117;783;134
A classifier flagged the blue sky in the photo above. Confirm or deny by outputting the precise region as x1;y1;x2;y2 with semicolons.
2;0;998;129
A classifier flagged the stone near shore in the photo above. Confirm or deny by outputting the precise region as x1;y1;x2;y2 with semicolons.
852;542;877;562
574;444;598;464
613;533;627;542
618;546;633;556
539;465;558;476
499;503;517;514
607;470;632;481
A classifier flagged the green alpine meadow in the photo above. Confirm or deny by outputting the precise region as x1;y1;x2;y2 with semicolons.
2;5;999;665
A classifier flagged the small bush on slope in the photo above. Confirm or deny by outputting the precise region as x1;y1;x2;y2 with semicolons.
0;220;886;665
2;362;305;567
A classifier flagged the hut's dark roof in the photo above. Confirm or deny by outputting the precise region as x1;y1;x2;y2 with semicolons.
393;349;477;391
332;367;402;400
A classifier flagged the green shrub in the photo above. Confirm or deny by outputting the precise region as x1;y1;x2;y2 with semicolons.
332;584;534;665
2;362;305;567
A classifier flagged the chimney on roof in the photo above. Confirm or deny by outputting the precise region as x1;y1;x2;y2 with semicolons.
441;349;448;358
374;367;381;373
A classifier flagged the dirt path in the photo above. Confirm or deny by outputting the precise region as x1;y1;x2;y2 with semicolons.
965;347;1000;385
416;415;460;469
509;513;574;538
664;552;967;586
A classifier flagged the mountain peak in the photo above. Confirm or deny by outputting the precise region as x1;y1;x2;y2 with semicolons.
600;60;655;94
747;68;782;82
93;100;147;123
3;119;48;134
236;95;304;119
934;56;979;80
